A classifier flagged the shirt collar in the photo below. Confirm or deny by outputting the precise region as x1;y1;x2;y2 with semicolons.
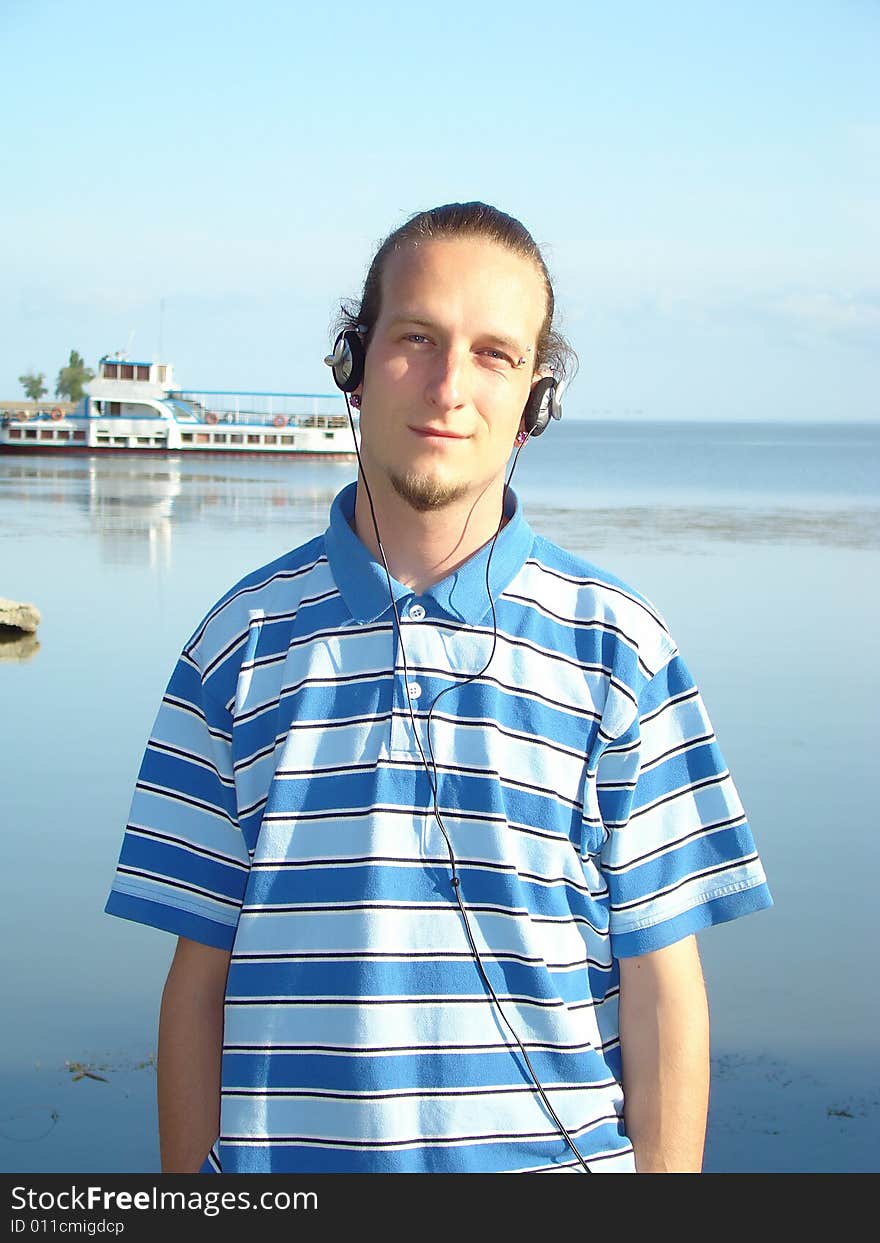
325;481;534;627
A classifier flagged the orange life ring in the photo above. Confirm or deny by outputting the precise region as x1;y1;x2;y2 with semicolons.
51;408;64;421
205;411;219;425
273;415;285;428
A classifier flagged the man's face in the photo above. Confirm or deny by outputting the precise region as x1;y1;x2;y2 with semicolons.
356;236;546;513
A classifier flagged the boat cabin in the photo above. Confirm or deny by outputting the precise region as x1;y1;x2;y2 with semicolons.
97;358;174;387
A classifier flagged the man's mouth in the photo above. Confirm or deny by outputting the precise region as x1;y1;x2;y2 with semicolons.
409;426;468;440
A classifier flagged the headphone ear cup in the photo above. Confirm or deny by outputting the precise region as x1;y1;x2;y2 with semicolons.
329;330;366;393
522;376;556;438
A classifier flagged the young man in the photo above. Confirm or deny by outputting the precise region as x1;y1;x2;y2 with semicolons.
106;202;772;1174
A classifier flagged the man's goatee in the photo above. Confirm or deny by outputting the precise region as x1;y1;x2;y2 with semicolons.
388;470;469;513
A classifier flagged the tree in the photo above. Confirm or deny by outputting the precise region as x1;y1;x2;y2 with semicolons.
19;371;47;403
55;350;95;403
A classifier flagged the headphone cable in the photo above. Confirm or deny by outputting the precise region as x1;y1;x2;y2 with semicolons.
343;399;592;1174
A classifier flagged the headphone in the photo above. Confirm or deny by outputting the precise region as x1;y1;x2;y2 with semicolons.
324;327;565;438
322;326;591;1173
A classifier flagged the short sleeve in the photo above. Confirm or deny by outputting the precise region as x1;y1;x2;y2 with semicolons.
596;652;772;958
104;646;251;950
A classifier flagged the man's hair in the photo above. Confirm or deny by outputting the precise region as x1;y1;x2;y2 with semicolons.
336;201;577;381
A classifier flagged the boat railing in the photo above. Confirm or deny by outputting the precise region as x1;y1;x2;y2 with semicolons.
0;401;78;420
172;389;351;428
3;407;84;423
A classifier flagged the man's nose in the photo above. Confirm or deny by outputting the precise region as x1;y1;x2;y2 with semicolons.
424;347;467;411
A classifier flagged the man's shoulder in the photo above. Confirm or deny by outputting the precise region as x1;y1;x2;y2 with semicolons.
515;533;678;676
184;530;331;668
523;534;660;610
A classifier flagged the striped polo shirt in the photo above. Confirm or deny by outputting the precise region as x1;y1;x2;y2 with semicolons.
105;481;772;1173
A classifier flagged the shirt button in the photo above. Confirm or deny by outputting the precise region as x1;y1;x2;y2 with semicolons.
408;603;426;621
407;681;422;700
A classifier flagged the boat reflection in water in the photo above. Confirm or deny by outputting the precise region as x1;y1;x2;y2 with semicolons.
1;456;351;571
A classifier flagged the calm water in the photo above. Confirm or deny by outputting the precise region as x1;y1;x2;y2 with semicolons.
1;420;878;1173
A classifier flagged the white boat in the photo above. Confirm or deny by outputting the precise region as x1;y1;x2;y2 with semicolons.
0;355;357;459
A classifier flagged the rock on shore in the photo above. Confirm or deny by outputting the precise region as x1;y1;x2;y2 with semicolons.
0;597;41;633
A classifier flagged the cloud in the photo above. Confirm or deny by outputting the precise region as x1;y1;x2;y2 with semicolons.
768;290;880;344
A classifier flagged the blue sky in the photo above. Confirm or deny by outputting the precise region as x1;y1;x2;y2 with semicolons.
1;0;877;420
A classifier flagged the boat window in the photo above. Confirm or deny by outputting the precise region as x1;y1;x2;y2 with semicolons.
324;431;334;439
73;431;86;442
103;363;118;379
110;402;121;415
167;399;197;421
25;429;37;439
281;435;295;444
214;433;227;444
136;365;150;381
196;433;210;444
121;364;134;380
9;429;21;439
247;434;260;445
57;430;71;441
113;437;127;445
230;434;243;444
265;434;277;445
181;433;193;443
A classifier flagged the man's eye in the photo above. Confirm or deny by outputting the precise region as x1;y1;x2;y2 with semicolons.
404;333;431;345
479;348;514;367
